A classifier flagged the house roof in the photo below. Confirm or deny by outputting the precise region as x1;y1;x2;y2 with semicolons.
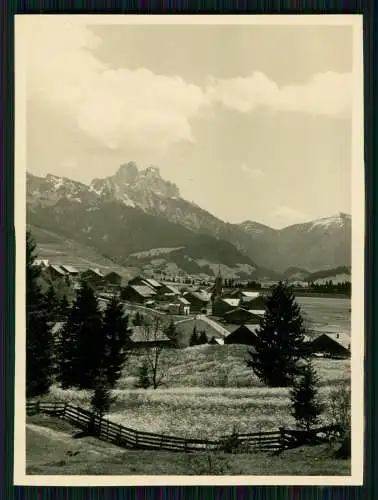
130;285;157;298
163;284;181;294
88;268;104;277
221;298;240;307
49;264;66;275
247;309;265;316
143;278;162;289
225;324;259;337
105;270;121;277
240;291;260;299
61;265;79;274
176;296;190;305
33;259;49;267
185;291;211;303
312;332;350;351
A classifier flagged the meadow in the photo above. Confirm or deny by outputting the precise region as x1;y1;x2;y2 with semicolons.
296;296;351;334
40;344;350;440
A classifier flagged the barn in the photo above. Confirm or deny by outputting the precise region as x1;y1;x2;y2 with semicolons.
104;271;123;288
46;264;66;281
129;275;162;292
183;291;211;314
309;332;351;358
222;307;264;325
224;324;260;347
80;268;105;289
168;296;191;315
121;284;157;305
211;298;240;317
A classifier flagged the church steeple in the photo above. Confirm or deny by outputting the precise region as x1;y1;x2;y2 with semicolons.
213;265;223;300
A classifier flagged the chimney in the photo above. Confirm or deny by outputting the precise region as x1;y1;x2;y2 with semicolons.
336;334;339;339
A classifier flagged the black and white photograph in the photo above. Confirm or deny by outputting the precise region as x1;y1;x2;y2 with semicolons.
14;15;364;486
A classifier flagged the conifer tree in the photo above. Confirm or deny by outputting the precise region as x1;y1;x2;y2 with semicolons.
45;284;60;321
290;360;323;431
247;281;309;387
58;280;104;389
102;295;130;387
26;231;53;398
136;358;150;389
91;374;112;417
164;318;179;347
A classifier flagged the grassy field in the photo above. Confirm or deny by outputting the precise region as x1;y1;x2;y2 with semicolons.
37;345;350;440
296;296;351;334
26;414;350;476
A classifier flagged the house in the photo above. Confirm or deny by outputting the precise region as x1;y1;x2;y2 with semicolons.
168;296;191;315
104;271;123;288
224;324;260;347
222;307;264;325
129;275;162;292
121;284;157;305
211;298;240;317
33;259;49;268
309;332;351;358
183;290;211;314
80;268;105;289
129;325;176;348
60;265;79;276
156;283;182;302
46;264;67;281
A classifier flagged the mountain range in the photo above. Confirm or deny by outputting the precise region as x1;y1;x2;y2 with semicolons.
27;162;351;279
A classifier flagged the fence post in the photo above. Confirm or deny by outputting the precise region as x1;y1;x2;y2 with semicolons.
36;401;40;414
63;402;68;417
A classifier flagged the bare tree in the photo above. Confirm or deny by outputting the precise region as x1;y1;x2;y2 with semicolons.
139;315;179;389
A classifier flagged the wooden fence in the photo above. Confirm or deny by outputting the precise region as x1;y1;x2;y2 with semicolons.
26;401;340;454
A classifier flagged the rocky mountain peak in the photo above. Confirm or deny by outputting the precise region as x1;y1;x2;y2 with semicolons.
115;161;139;184
90;161;180;206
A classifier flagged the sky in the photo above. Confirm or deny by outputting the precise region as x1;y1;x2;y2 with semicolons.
23;17;356;228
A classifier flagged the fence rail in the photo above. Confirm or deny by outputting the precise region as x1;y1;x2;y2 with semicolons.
26;401;340;454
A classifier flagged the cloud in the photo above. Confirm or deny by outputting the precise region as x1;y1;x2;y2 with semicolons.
25;18;352;156
206;71;352;118
270;205;313;227
26;19;206;151
241;163;264;179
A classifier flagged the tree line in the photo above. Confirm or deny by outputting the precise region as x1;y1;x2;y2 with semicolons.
26;232;132;415
307;280;351;295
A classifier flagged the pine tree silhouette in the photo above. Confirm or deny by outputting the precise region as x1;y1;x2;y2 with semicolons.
58;280;103;389
247;281;309;387
102;295;130;387
26;231;53;398
290;360;323;431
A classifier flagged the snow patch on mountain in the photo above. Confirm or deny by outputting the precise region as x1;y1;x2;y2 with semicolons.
309;213;351;230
